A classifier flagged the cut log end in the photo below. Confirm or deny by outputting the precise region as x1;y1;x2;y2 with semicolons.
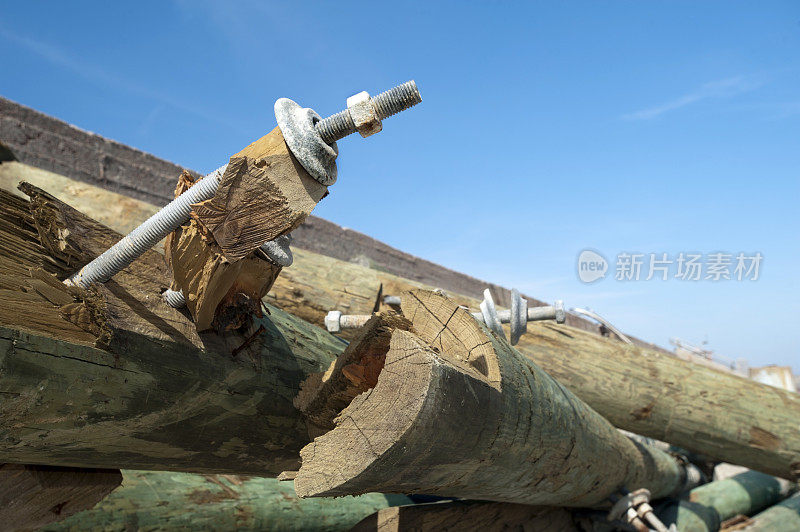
295;326;437;497
294;289;688;507
294;291;504;498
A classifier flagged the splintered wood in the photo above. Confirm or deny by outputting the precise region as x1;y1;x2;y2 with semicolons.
167;127;328;332
294;289;691;508
0;185;344;475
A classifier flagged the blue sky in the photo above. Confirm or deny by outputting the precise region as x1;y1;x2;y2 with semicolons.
1;2;798;371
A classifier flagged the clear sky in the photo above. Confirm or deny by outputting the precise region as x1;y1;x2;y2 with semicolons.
1;2;798;371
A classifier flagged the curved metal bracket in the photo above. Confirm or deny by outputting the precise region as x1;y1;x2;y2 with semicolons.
480;289;506;340
509;288;528;345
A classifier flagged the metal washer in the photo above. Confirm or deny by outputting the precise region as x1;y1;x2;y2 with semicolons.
274;98;339;186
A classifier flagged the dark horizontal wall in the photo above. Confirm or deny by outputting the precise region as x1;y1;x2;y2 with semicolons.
0;95;668;353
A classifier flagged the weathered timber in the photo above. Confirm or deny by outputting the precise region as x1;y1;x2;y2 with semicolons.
0;464;121;532
0;185;344;474
722;492;800;531
294;290;694;507
350;501;578;532
655;470;794;532
42;470;412;532
276;262;800;480
3;166;797;479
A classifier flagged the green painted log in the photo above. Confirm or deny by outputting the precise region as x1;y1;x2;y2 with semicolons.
656;470;793;532
726;492;800;531
0;185;344;475
41;471;412;531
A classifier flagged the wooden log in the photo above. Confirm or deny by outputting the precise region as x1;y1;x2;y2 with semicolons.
275;263;800;480
350;501;578;532
0;185;344;475
0;464;121;532
41;470;412;532
722;492;800;531
655;470;793;532
3;166;798;480
294;290;695;507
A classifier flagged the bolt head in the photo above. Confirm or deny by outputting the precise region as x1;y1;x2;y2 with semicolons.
325;310;342;333
554;300;566;324
346;91;383;138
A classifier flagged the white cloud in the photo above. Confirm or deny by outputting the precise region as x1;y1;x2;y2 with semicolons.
622;76;763;121
0;24;237;129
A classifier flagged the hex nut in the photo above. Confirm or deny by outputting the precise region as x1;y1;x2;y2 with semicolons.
324;310;342;333
346;91;383;138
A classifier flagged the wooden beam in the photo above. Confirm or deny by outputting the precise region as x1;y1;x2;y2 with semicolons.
275;254;800;480
294;290;695;507
0;185;344;475
721;492;800;532
3;167;798;480
0;464;121;531
350;501;578;532
42;470;412;531
656;470;793;532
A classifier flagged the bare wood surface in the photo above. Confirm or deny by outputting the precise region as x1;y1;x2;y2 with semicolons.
0;464;121;532
350;501;579;532
195;129;327;261
0;185;344;475
294;290;692;507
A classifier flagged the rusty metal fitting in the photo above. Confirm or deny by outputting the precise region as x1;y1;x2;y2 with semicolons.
346;91;383;137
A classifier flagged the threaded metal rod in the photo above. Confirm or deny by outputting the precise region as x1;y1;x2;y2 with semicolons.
67;81;421;288
316;80;421;144
66;165;228;288
472;305;561;324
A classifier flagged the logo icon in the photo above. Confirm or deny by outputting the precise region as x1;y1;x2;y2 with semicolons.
577;249;608;283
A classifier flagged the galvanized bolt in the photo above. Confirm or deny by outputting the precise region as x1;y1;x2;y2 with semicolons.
325;310;372;333
473;289;565;345
382;295;402;306
608;489;671;532
66;81;422;289
315;81;422;144
324;289;565;342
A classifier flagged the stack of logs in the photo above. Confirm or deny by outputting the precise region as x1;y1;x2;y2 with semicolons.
0;163;798;531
